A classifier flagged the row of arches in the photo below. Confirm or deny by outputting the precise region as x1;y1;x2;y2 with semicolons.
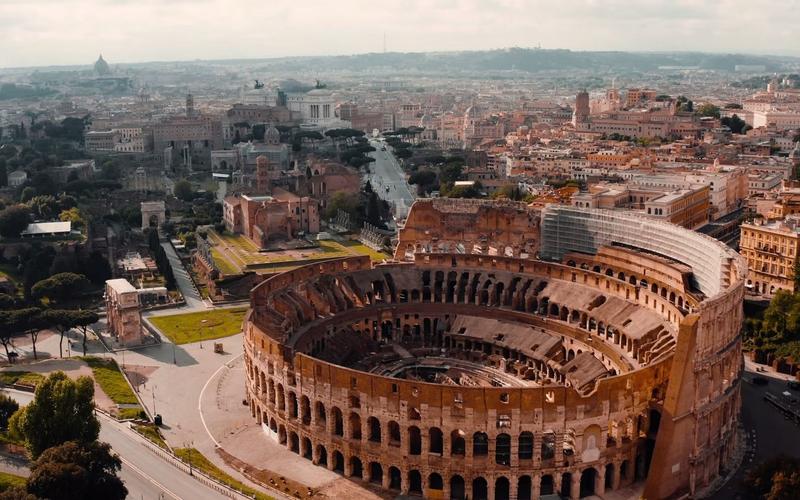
257;410;638;500
565;260;693;312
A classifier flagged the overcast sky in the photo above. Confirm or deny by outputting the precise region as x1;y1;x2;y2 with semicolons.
1;0;798;68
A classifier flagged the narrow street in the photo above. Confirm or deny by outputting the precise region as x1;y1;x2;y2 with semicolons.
367;139;416;221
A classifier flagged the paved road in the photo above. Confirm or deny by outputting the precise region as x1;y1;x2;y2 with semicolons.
161;241;205;309
367;139;416;221
2;389;228;500
710;370;800;499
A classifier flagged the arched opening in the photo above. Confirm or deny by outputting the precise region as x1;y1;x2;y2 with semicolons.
302;438;312;460
540;475;554;495
316;445;327;466
269;418;277;433
300;396;311;425
289;432;299;453
451;429;466;456
429;472;444;491
560;472;572;498
496;433;511;465
409;426;422;455
389;466;401;490
473;432;488;456
605;463;615;490
333;451;344;473
369;462;383;484
315;401;326;427
278;425;287;445
348;412;361;440
388;420;401;445
580;468;597;497
368;417;381;442
450;475;466;500
620;460;630;483
541;431;555;460
332;407;343;436
409;470;423;495
517;475;532;500
429;427;444;454
519;431;533;460
288;392;298;418
495;477;509;500
472;477;488;500
349;457;363;478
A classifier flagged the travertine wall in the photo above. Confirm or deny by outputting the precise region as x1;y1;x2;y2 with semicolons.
243;202;745;500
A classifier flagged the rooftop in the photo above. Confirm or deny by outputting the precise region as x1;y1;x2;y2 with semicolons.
20;221;71;236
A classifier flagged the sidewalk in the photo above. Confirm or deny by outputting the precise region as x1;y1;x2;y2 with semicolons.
161;241;204;309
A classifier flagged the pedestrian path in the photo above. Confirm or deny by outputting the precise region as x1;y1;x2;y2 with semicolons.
161;242;204;308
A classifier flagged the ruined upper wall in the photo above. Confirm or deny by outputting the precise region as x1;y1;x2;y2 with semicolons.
395;198;540;260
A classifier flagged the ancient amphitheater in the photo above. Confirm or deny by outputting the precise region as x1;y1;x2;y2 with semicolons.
243;199;745;500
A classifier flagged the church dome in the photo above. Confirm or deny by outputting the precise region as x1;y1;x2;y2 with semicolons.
94;54;111;76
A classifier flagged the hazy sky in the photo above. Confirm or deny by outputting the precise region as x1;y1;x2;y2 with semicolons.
1;0;798;68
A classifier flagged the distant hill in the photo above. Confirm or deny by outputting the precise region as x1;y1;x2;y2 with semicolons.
244;48;794;74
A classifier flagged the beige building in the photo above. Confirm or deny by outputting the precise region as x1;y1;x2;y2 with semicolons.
740;216;800;295
105;278;143;346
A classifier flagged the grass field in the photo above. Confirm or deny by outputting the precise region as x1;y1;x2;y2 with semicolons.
340;240;391;262
0;471;25;492
149;307;248;345
134;424;169;450
174;448;272;500
0;371;44;388
210;247;241;275
81;357;139;405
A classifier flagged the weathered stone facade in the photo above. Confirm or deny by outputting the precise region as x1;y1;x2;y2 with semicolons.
243;201;745;500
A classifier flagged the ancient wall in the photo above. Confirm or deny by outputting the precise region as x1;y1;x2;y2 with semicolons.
244;203;745;500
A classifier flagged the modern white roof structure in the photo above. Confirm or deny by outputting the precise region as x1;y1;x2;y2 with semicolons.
20;221;72;237
106;278;137;294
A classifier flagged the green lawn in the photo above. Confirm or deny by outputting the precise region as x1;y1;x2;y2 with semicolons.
341;240;391;262
0;371;44;388
174;448;272;500
211;247;241;275
134;424;169;450
81;357;139;405
0;471;25;492
149;307;248;345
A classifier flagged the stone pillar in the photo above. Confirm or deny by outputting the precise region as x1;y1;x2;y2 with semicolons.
612;462;621;491
596;466;606;496
509;476;518;499
532;474;541;499
344;456;353;477
570;472;580;500
487;478;495;500
381;467;391;489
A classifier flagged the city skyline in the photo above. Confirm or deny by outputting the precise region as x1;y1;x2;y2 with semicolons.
1;0;799;68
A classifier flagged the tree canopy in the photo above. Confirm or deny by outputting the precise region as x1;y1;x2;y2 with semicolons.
743;455;800;500
27;440;127;500
0;205;31;238
173;179;194;202
9;371;100;458
31;273;89;302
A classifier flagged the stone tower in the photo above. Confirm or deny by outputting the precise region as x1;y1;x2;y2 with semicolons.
186;94;195;117
573;90;590;126
256;155;270;194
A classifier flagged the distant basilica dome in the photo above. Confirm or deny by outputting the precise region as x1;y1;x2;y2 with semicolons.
94;54;111;76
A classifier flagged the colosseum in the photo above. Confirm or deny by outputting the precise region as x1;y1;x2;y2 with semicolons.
243;199;745;500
